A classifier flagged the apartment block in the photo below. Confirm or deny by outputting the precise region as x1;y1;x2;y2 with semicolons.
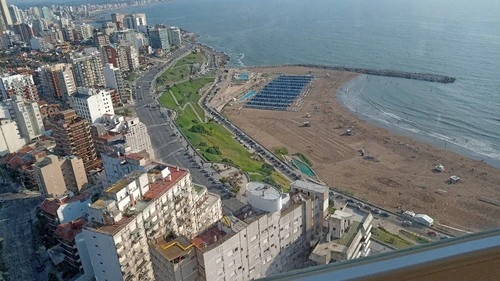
149;182;315;281
290;180;329;237
33;154;88;198
10;96;45;142
39;63;77;103
53;218;88;272
71;51;105;88
102;44;139;72
309;210;373;264
50;110;101;172
149;27;169;51
70;88;114;123
83;165;222;281
103;63;126;101
101;151;149;187
39;192;91;233
168;26;182;47
0;73;39;101
92;115;154;159
0;119;25;156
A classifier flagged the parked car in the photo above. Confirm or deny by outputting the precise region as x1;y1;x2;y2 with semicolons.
372;208;381;214
335;195;344;199
427;231;437;237
402;221;413;227
346;199;355;204
380;212;390;218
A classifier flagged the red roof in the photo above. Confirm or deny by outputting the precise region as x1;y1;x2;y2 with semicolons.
143;167;187;201
40;192;90;216
7;156;23;169
54;218;86;242
192;225;226;249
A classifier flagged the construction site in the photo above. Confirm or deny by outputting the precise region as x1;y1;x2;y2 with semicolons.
211;65;500;232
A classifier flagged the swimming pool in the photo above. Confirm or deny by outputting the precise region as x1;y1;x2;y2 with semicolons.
292;158;316;177
240;91;257;101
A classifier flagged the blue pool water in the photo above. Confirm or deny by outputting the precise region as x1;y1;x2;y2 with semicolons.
240;91;257;101
238;74;249;80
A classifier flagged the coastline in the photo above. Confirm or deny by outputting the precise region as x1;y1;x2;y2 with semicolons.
337;75;500;169
220;66;500;231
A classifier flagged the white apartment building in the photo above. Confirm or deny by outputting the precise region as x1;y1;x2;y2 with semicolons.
40;192;92;226
10;96;44;142
83;165;222;281
0;73;38;101
168;26;182;47
77;23;93;39
101;151;149;188
103;63;126;99
70;88;114;123
150;182;314;281
39;63;77;103
0;119;25;156
71;52;106;88
93;114;155;159
309;210;373;264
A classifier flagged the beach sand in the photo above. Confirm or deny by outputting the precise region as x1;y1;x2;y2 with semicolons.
219;66;500;232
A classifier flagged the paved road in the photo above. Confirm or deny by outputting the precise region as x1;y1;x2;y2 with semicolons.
133;44;245;214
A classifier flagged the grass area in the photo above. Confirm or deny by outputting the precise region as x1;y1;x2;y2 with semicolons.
371;227;414;249
160;79;290;190
157;52;206;85
328;206;336;214
294;152;313;167
400;229;431;244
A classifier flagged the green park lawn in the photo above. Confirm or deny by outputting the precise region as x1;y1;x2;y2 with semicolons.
371;227;415;249
159;77;290;190
157;52;206;85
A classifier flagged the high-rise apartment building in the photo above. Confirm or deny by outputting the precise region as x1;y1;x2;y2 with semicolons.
8;5;22;24
92;115;154;159
76;23;93;39
39;64;77;103
0;119;25;156
70;88;114;123
10;96;45;142
71;51;105;88
83;165;222;281
33;154;88;198
12;23;33;43
103;63;126;100
0;73;39;101
0;0;12;31
51;109;101;172
149;27;170;51
168;26;182;47
102;44;139;72
123;13;147;31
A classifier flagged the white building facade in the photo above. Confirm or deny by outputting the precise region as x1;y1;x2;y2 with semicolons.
0;119;25;156
71;88;114;123
0;73;38;101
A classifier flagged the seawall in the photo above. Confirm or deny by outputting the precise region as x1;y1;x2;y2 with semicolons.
245;64;456;83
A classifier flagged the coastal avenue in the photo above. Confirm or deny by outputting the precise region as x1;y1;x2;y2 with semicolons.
133;43;232;205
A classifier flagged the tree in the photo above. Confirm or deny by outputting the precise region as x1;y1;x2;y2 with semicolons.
48;272;59;281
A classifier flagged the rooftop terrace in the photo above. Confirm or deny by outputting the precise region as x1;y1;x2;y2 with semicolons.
105;170;145;194
153;237;194;262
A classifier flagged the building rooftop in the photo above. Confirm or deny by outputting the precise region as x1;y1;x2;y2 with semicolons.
153;237;194;261
105;170;145;194
336;221;362;247
40;192;90;216
192;225;227;250
54;218;86;243
142;166;187;201
291;180;327;194
246;182;281;200
331;210;354;221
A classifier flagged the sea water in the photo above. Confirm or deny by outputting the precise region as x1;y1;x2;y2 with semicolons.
96;0;500;166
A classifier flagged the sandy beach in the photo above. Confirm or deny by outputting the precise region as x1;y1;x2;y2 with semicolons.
216;66;500;232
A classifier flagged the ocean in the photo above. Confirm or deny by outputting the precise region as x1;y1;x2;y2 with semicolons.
99;0;500;167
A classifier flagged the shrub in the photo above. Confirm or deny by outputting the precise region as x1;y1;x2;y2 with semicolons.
189;124;206;133
206;146;221;155
260;163;275;175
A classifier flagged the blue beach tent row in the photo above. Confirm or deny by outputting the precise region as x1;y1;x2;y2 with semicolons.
245;75;312;110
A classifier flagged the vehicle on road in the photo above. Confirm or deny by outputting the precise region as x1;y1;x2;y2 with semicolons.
402;221;413;227
380;212;390;217
335;195;344;199
372;208;381;214
427;231;437;237
346;199;355;204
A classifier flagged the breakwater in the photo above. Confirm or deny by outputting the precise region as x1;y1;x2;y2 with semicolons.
246;64;456;83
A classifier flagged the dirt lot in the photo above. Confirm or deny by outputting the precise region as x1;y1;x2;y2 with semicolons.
220;66;500;232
